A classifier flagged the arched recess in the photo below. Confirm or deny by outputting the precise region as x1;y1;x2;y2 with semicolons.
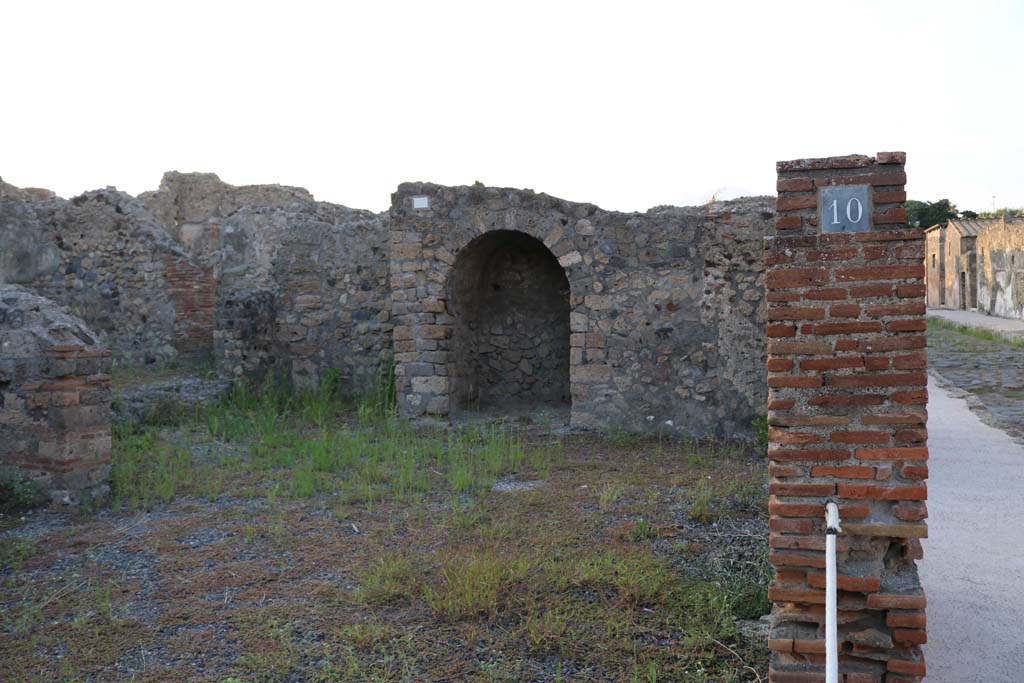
448;230;571;414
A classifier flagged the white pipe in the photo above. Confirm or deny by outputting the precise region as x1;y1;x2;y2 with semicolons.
825;501;842;683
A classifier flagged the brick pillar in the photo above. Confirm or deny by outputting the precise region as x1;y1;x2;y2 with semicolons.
766;153;927;683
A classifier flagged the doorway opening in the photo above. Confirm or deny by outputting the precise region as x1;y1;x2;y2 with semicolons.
448;230;571;416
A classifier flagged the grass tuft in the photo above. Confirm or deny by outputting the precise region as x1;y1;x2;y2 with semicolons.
424;553;529;621
927;317;1024;349
0;466;50;514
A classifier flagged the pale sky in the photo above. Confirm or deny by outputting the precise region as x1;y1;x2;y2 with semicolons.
3;0;1022;214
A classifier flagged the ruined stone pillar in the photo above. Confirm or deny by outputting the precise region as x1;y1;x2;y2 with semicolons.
0;286;112;504
766;153;927;683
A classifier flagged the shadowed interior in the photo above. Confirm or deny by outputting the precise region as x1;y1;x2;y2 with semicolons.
449;230;571;412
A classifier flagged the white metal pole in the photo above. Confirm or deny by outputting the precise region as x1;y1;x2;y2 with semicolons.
825;501;842;683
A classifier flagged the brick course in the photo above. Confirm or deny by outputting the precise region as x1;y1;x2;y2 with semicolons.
767;153;926;683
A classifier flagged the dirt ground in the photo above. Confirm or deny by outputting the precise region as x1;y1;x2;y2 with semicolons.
1;394;769;683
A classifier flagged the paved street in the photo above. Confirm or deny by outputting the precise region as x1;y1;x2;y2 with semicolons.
921;375;1024;682
926;317;1024;442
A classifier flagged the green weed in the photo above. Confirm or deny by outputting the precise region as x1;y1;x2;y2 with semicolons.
598;482;624;512
751;415;769;451
624;518;659;543
110;428;191;511
927;317;1024;349
424;553;528;621
0;466;49;513
688;477;715;524
606;427;641;449
0;537;38;573
356;553;423;605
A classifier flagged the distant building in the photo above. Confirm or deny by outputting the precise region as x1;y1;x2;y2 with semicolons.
924;219;994;310
977;215;1024;319
925;216;1024;318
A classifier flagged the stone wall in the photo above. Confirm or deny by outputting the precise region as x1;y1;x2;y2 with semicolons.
2;173;392;395
139;171;314;262
140;171;393;389
766;152;928;683
977;216;1024;319
216;289;277;381
0;285;112;503
389;183;772;437
5;170;779;438
0;179;209;365
215;202;391;391
138;172;392;392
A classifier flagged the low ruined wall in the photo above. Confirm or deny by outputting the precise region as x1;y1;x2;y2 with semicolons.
0;285;112;503
977;217;1024;319
0;181;213;365
390;183;772;437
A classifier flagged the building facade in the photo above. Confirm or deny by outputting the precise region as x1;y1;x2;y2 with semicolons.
977;215;1024;319
924;218;1000;311
924;224;945;307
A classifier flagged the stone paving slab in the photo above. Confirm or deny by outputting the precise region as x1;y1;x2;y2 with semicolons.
927;321;1024;442
921;376;1024;682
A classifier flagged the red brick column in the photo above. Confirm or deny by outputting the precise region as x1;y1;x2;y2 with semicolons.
766;153;927;683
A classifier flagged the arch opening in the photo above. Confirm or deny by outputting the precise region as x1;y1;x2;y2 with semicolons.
448;230;571;415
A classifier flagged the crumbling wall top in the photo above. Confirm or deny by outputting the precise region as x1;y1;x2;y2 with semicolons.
0;284;106;361
141;171;315;228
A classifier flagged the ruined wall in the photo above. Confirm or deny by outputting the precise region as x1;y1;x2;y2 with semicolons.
0;180;211;364
977;216;1024;319
924;227;944;307
0;285;112;503
216;289;277;381
140;171;314;262
2;172;392;393
767;152;927;683
389;183;771;437
138;172;392;392
217;203;392;390
4;170;780;432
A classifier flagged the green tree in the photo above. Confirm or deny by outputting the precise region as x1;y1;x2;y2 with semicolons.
906;198;958;228
978;207;1023;219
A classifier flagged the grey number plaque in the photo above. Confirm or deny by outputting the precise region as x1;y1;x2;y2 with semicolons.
820;186;870;233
